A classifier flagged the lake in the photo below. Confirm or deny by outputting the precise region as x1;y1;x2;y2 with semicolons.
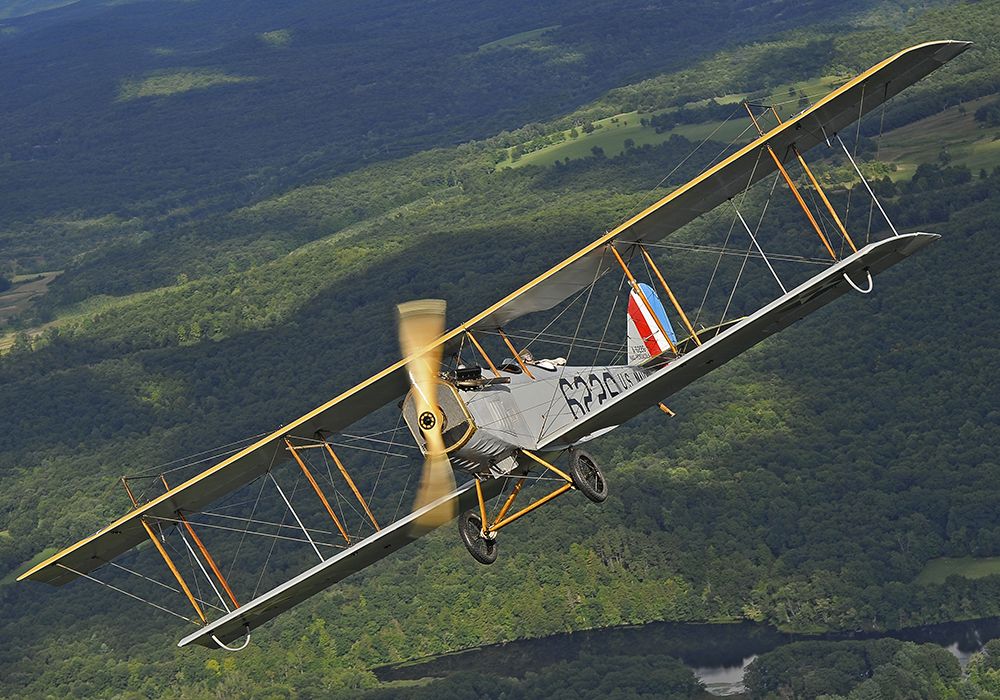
374;617;1000;695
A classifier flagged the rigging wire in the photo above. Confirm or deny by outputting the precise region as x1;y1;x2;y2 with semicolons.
392;471;413;524
537;247;609;439
844;82;866;234
624;239;832;266
227;461;273;580
695;145;764;325
103;560;223;615
125;432;270;480
492;328;625;355
56;563;196;625
517;284;594;356
721;171;782;323
193;510;343;538
152;514;346;549
592;268;629;368
867;100;889;244
177;531;205;616
369;410;405;504
620;105;744;221
253;472;299;599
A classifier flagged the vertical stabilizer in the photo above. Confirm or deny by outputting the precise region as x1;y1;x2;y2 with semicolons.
627;282;676;364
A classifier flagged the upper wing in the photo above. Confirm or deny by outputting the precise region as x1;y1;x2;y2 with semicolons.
467;40;969;329
19;40;968;587
539;232;939;448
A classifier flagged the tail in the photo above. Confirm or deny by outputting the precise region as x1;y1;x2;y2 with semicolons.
627;282;676;365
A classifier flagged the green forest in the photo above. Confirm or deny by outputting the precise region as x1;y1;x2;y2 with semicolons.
1;0;999;697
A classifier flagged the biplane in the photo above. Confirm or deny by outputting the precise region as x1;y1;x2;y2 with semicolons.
19;40;970;651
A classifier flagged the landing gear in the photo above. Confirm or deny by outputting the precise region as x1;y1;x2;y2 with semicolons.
568;449;608;503
458;509;498;564
458;449;609;564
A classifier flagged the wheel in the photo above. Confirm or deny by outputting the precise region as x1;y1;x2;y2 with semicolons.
458;509;498;564
569;449;608;503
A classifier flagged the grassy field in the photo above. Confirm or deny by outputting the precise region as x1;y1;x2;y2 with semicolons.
505;75;850;170
0;271;62;325
916;557;1000;585
259;29;292;47
117;69;257;101
0;547;57;587
879;95;1000;177
478;25;560;51
505;111;754;169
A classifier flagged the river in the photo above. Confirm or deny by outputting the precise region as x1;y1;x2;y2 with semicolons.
374;617;1000;695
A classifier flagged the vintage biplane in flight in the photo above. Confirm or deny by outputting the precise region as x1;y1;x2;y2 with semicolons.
19;40;969;650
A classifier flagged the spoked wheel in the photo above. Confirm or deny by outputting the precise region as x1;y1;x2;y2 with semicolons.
458;509;498;564
569;449;608;503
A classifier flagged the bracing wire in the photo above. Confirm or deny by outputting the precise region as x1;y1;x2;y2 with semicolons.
621;105;745;221
721;171;782;323
867;100;889;244
57;564;197;624
125;432;270;480
844;82;867;231
227;463;272;579
695;145;764;324
369;410;404;504
624;240;832;266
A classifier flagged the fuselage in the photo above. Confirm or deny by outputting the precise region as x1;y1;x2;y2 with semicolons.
404;362;656;477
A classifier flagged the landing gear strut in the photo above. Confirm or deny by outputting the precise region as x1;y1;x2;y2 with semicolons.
458;449;608;564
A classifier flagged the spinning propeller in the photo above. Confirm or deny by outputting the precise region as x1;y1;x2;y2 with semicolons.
397;299;456;529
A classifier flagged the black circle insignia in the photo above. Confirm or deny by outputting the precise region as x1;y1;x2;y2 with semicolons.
418;411;437;431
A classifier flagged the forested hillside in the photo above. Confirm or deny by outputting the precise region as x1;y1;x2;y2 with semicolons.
1;0;999;697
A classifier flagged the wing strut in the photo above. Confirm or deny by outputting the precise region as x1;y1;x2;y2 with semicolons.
744;102;838;260
320;440;381;531
122;478;207;623
464;329;502;377
285;439;351;544
769;106;858;254
161;474;240;610
609;243;678;354
638;246;701;346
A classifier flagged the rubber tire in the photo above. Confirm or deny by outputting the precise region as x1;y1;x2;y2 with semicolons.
458;509;498;564
569;449;608;503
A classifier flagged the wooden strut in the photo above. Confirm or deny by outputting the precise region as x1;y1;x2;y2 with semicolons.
160;475;239;609
638;246;701;346
464;330;501;378
498;328;534;379
320;440;380;531
474;451;577;535
743;103;838;261
121;477;207;623
284;439;351;544
609;244;678;354
492;478;525;527
769;107;858;254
